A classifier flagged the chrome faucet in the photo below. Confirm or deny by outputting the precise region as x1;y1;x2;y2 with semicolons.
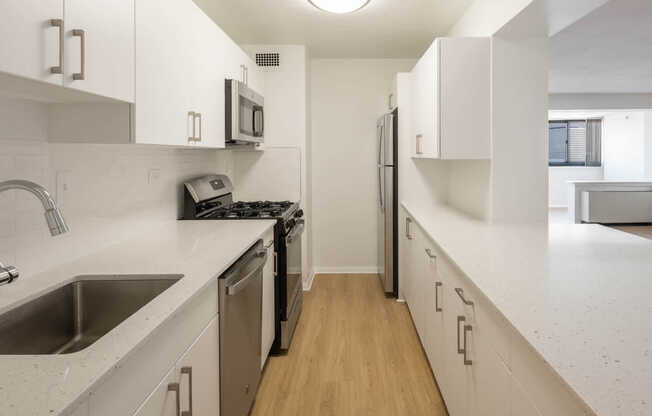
0;180;69;285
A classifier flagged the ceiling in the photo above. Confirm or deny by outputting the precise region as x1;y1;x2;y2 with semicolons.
549;0;652;93
192;0;473;58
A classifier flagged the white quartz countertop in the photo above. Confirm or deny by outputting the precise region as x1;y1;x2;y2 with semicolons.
402;202;652;416
0;220;275;416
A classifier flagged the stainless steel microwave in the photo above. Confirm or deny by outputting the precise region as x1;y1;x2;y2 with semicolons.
225;79;264;145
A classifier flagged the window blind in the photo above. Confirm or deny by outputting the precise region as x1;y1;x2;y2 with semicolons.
567;121;587;164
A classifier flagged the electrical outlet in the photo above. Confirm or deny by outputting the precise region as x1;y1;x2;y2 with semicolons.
55;170;71;207
148;169;162;185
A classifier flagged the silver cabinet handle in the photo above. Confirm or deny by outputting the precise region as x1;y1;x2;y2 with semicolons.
416;134;423;155
388;93;393;110
454;288;474;306
435;282;442;312
245;66;249;85
50;19;64;74
240;64;245;83
187;111;196;143
168;382;181;416
463;325;473;365
425;248;436;259
406;217;413;240
71;29;85;80
181;367;193;416
195;113;202;142
273;252;278;277
264;240;274;249
457;315;465;354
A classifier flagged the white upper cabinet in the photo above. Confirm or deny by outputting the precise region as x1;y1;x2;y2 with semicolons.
63;0;135;102
0;0;134;102
134;0;226;148
0;0;64;86
410;37;490;160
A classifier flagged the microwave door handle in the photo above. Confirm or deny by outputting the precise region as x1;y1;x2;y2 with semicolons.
253;106;264;137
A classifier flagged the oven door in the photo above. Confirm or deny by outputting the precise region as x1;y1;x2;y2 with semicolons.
285;219;303;315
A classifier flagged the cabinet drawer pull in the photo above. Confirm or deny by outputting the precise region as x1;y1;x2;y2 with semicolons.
454;287;474;306
416;134;423;155
72;29;85;80
181;366;193;416
195;113;202;142
168;382;181;416
425;248;436;259
463;325;473;365
435;282;442;312
457;315;465;354
188;111;196;142
406;217;413;240
49;19;64;74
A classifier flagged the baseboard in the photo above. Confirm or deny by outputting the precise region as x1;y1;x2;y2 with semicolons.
312;266;380;275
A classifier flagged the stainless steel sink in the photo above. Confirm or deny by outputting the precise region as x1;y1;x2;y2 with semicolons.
0;275;183;355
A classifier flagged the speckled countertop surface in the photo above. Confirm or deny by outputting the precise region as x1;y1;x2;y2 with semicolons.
402;202;652;416
0;220;275;416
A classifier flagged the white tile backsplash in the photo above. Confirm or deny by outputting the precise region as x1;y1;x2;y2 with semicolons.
0;97;233;277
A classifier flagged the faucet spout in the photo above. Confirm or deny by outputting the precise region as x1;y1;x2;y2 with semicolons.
0;180;69;236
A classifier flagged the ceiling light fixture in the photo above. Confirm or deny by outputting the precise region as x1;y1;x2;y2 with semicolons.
308;0;370;14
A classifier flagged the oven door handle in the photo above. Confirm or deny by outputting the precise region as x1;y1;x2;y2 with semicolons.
226;250;267;296
285;221;305;245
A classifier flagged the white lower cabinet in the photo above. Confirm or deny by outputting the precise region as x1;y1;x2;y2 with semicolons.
133;316;219;416
132;367;178;416
400;206;586;416
262;228;276;368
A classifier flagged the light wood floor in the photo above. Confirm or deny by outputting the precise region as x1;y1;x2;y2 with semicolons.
609;224;652;240
251;274;447;416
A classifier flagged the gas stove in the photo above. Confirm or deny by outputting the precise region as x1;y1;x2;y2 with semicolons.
181;174;304;354
196;200;297;220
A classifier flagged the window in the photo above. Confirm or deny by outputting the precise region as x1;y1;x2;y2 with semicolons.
548;119;602;166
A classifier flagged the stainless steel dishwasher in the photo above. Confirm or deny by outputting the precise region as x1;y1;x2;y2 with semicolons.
219;239;266;416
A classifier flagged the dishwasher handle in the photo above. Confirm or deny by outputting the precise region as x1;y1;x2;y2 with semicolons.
226;249;267;296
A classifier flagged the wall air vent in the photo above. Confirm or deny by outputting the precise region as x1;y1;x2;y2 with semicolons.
255;53;280;68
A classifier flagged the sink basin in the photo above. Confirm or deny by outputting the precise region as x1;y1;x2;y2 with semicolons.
0;275;183;355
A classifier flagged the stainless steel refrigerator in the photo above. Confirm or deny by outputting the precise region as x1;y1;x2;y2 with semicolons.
377;109;398;296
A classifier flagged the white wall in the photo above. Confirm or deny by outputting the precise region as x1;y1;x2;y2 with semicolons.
0;96;232;277
240;44;313;287
548;166;603;207
603;112;646;179
310;59;414;273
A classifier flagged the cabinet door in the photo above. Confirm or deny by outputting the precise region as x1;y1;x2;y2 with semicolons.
441;267;468;416
410;225;426;342
465;319;511;416
439;38;490;160
411;41;439;159
132;367;178;416
0;0;63;85
176;317;220;416
261;229;275;368
134;0;195;145
423;241;445;380
64;0;134;102
190;4;225;149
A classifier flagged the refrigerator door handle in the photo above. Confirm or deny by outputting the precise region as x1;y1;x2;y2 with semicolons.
378;166;384;210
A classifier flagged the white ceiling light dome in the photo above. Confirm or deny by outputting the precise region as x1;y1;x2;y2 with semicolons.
309;0;370;14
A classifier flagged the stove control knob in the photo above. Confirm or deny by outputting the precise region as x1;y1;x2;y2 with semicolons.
295;209;304;218
287;219;296;229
